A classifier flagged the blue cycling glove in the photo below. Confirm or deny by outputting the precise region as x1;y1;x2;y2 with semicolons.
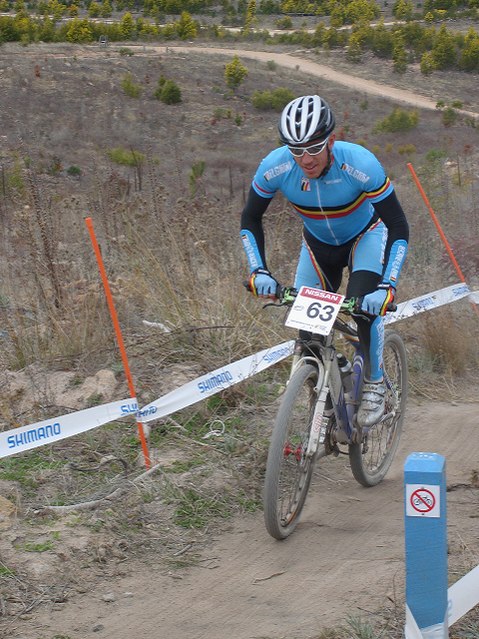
361;284;395;316
249;268;278;298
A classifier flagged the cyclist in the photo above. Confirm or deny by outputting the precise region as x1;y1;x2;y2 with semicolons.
240;94;409;428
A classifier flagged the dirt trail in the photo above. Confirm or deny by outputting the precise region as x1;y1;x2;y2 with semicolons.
166;46;479;120
3;44;478;639
12;399;479;639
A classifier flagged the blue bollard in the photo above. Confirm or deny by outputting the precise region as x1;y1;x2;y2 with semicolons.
404;452;448;639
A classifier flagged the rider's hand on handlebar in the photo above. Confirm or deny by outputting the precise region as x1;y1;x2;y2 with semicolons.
360;283;396;316
248;268;279;298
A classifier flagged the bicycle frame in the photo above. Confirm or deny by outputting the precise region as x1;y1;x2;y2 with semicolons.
289;327;366;458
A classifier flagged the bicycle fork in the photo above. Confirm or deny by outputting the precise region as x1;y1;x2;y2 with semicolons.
307;354;356;456
307;366;331;458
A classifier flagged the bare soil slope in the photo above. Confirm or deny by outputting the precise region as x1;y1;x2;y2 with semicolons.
7;399;479;639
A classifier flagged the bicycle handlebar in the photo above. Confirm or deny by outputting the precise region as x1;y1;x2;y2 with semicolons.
243;281;397;314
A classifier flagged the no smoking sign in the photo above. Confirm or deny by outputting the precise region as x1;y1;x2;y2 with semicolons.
406;484;441;518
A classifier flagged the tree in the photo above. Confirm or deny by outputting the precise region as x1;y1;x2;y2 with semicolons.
459;28;479;71
420;51;436;74
120;12;135;40
100;0;113;18
65;18;93;43
243;0;256;35
224;55;248;91
48;0;67;21
344;0;379;24
329;6;345;28
346;32;363;62
393;0;413;20
38;16;56;41
431;24;457;69
176;11;196;40
88;1;101;17
392;30;408;73
371;21;393;58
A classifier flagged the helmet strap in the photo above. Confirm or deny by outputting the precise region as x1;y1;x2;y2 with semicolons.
318;147;333;178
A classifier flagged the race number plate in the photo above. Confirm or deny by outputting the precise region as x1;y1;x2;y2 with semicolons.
285;287;344;335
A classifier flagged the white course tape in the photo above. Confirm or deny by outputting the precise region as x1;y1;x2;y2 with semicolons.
3;284;477;458
404;566;479;639
405;564;479;636
405;605;426;639
385;282;473;325
448;564;479;626
0;398;138;459
137;340;295;424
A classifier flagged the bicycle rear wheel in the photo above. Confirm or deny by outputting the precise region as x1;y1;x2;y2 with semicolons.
263;363;323;539
349;330;408;487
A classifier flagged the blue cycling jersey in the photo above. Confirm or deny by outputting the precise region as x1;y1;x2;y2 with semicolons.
241;138;409;382
252;141;394;246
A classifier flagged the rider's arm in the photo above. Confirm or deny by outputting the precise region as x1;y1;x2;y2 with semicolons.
240;187;272;272
372;191;409;287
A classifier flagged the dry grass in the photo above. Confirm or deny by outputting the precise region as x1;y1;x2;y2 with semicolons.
0;40;478;637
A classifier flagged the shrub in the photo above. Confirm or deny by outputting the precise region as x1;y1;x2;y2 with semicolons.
121;73;142;98
275;16;292;29
224;55;248;91
442;106;458;127
251;87;295;111
212;107;232;120
107;147;145;166
398;144;417;155
67;165;81;176
156;79;182;104
153;75;167;96
425;148;447;163
373;108;419;133
251;90;272;110
189;160;205;195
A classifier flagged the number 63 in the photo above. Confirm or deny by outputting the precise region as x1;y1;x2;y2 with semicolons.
306;302;335;322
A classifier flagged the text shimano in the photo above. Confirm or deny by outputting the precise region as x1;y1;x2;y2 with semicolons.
263;346;292;363
198;371;234;393
7;422;61;449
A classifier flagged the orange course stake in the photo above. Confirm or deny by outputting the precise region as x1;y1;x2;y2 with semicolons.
407;163;479;318
85;217;151;469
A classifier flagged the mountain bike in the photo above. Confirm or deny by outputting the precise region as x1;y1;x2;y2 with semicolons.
262;286;408;540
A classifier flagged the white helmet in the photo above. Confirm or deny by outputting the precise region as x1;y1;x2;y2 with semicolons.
279;95;335;145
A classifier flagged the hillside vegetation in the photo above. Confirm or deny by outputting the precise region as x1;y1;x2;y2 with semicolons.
0;0;479;77
0;35;478;638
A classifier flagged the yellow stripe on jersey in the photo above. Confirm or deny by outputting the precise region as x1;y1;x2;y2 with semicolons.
292;178;391;220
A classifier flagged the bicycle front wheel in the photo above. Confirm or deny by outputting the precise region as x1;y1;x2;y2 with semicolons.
349;330;408;487
263;363;323;540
